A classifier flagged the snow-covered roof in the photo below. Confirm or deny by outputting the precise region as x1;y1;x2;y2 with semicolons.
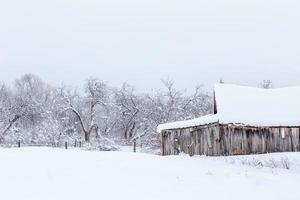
215;84;300;127
157;114;219;133
158;84;300;133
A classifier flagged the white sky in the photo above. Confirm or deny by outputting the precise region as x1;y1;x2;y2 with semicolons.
0;0;300;92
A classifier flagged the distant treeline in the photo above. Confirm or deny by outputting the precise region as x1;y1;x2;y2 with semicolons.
0;74;213;149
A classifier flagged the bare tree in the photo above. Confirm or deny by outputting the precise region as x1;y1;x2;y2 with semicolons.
114;83;140;140
63;78;108;142
0;84;23;142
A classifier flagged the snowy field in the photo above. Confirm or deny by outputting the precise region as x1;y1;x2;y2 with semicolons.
0;148;299;200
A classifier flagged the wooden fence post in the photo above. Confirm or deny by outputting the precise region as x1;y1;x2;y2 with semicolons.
133;139;137;153
65;142;68;150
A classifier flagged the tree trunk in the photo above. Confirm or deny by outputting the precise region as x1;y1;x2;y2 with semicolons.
0;115;21;143
85;131;90;143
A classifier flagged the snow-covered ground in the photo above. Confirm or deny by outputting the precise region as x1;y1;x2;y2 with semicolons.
0;148;299;200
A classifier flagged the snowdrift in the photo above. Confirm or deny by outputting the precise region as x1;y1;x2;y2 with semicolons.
0;147;299;200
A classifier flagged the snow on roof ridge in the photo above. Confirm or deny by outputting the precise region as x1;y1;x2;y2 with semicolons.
214;83;300;91
157;114;219;133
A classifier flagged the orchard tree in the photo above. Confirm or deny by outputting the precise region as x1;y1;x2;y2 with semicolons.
113;83;140;140
13;74;63;144
0;84;21;141
64;78;109;142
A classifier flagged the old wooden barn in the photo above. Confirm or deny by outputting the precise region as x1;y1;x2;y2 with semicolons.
157;84;300;156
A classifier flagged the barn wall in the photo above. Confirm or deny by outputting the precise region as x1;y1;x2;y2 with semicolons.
161;123;220;156
220;125;300;155
161;125;300;156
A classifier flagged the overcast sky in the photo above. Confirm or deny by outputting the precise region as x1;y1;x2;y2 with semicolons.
0;0;299;92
